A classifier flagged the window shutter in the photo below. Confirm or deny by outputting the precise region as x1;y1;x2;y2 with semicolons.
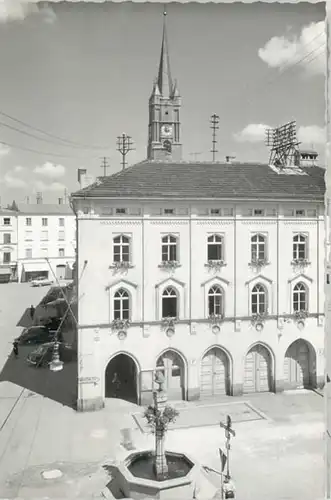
266;208;277;217
150;207;162;215
284;209;294;217
129;207;142;215
177;207;189;215
198;207;210;216
101;206;113;215
223;208;234;216
244;208;253;217
307;209;317;217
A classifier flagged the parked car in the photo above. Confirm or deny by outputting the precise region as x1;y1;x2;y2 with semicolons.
15;325;56;345
30;277;53;287
27;342;75;367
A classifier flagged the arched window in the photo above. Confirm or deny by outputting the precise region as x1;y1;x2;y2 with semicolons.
251;234;266;261
207;234;224;261
162;235;177;262
113;288;130;320
208;285;224;316
251;283;267;315
293;282;308;312
113;235;130;263
293;234;307;260
162;287;178;318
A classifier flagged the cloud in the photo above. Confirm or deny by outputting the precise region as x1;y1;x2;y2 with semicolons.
33;162;66;178
234;123;269;143
33;180;66;192
0;144;10;157
3;172;27;188
39;4;57;24
258;21;325;76
298;125;325;145
12;165;25;173
0;0;37;23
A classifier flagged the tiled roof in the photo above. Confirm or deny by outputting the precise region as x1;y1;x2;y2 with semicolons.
71;161;325;201
16;204;74;215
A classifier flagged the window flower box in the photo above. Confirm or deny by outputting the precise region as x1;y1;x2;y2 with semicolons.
161;317;177;329
251;312;268;330
208;313;224;325
204;260;226;271
291;258;310;267
109;261;133;270
111;319;130;330
158;260;180;271
249;258;269;268
293;310;309;322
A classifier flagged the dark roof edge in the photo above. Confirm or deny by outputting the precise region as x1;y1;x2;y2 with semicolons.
70;194;324;203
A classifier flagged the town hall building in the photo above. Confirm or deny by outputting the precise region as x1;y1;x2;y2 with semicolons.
71;13;325;412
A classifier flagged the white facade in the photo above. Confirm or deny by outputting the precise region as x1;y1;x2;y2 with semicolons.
0;209;18;280
15;204;76;282
73;198;325;411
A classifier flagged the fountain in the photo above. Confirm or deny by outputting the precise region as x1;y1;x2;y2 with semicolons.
103;372;235;499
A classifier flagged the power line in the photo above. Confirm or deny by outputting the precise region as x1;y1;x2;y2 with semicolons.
0;108;110;150
0;139;99;159
100;156;110;176
189;152;202;161
116;133;135;170
210;114;220;162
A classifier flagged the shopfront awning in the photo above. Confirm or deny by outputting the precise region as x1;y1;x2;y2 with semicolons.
22;262;49;273
0;267;11;275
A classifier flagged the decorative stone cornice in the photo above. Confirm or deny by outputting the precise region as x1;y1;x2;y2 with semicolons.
283;221;317;226
239;220;276;226
99;220;142;225
149;220;189;225
196;220;233;226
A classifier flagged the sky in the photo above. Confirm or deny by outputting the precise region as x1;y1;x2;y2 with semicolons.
0;1;326;206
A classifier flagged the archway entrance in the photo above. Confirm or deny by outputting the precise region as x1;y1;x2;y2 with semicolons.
284;340;315;390
200;347;230;398
105;354;138;403
156;350;185;400
243;344;273;393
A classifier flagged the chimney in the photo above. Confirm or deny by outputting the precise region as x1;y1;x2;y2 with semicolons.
78;168;87;184
36;192;43;204
58;198;63;205
225;155;236;164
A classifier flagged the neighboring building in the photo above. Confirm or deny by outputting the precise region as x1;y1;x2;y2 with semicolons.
71;13;326;412
16;200;76;282
0;207;18;282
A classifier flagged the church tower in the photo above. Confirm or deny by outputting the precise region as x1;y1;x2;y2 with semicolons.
147;11;182;161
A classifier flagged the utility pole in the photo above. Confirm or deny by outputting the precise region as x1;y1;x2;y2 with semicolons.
210;114;220;162
219;415;236;498
64;188;68;204
189;152;202;161
100;156;110;177
116;133;135;171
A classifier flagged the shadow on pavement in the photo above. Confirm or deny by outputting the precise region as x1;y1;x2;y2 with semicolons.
0;345;78;409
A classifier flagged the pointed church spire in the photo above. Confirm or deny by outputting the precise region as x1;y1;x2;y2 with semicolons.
157;9;173;98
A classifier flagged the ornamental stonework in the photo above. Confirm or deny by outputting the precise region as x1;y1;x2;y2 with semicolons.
196;220;233;226
100;220;142;226
149;220;189;225
283;221;317;226
239;220;276;226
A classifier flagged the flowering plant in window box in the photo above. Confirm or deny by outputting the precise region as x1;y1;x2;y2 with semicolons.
293;310;309;322
205;260;226;271
208;313;224;325
111;318;131;330
109;261;133;270
249;258;269;268
291;258;310;267
161;317;177;329
251;312;268;326
159;260;180;271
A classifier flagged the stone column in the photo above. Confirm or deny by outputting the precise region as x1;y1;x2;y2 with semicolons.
153;385;168;479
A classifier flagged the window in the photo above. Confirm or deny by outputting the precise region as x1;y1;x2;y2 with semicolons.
113;235;130;262
25;231;32;241
115;208;127;215
58;248;65;257
58;231;65;241
42;218;48;227
161;235;177;262
3;252;11;263
253;209;264;217
59;218;65;227
113;288;130;320
41;248;48;258
295;209;305;217
25;248;32;258
162;287;178;318
293;234;307;260
307;209;317;217
251;284;267;315
3;233;11;244
293;282;308;312
210;208;221;216
83;207;89;215
26;218;32;226
3;218;10;225
207;234;223;261
208;285;224;316
163;208;175;215
251;234;266;261
41;231;48;241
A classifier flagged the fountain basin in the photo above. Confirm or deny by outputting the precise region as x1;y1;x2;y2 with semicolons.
114;450;199;499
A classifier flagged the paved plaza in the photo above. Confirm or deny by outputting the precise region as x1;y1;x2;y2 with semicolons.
0;283;326;499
